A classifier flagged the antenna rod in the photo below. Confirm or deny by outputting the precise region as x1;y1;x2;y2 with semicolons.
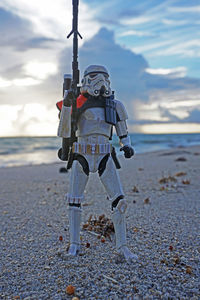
67;0;82;90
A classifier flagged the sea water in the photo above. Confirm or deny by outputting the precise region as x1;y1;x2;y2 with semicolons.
0;133;200;167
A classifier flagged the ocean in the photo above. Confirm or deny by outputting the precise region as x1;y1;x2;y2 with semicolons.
0;133;200;168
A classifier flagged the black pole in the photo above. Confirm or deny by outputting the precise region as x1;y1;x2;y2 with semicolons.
64;0;82;168
58;0;82;162
67;0;82;94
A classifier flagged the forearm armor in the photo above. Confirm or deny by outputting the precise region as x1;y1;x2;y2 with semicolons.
115;100;131;147
57;105;71;138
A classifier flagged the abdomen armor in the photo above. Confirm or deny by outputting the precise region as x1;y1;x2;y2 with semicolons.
77;107;112;138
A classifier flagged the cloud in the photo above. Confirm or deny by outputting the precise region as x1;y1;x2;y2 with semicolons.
121;16;153;26
146;67;187;78
10;104;58;136
168;5;200;13
118;30;156;38
0;0;100;41
162;18;190;26
131;40;174;55
23;61;58;80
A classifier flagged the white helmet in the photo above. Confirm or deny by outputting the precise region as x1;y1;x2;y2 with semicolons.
80;65;111;97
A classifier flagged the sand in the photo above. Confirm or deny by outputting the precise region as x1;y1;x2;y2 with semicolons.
0;145;200;299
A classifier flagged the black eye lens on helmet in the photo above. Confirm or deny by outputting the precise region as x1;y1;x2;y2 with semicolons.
89;73;97;78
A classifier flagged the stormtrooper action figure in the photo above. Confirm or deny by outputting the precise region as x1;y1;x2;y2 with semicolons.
57;65;138;261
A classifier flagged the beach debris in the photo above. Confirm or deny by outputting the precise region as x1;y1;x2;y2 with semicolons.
102;274;118;284
182;179;190;185
82;202;94;207
175;157;187;162
173;255;180;265
133;199;137;203
175;172;187;177
144;197;150;204
66;285;75;295
59;236;63;241
160;259;168;265
169;245;173;251
132;186;139;193
159;176;177;184
133;227;139;233
101;237;106;243
83;214;114;240
86;242;90;248
186;266;192;274
138;168;144;171
133;286;139;293
72;297;79;300
160;186;168;191
86;231;99;237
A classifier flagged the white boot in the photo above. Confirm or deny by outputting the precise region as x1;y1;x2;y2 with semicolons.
111;200;138;262
68;206;82;256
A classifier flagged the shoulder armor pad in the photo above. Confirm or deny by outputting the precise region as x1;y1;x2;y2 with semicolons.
115;100;128;121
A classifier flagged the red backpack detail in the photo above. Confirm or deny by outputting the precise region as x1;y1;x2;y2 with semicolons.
76;94;88;108
56;94;87;112
56;100;63;111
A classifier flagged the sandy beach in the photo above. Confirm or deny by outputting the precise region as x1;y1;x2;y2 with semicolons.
1;145;200;299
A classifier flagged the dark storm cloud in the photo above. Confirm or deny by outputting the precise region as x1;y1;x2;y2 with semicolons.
0;8;32;47
16;37;58;51
0;8;57;51
159;107;180;122
2;64;25;80
184;109;200;123
142;72;200;92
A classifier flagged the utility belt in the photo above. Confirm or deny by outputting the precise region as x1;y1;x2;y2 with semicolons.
67;142;121;171
72;142;112;155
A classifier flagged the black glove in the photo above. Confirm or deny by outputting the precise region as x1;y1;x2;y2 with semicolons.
120;145;134;158
63;90;74;107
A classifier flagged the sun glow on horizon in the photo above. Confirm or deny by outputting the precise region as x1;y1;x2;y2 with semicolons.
0;102;199;137
131;123;200;134
0;103;58;137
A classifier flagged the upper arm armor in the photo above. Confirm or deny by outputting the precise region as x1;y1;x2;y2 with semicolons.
115;100;128;121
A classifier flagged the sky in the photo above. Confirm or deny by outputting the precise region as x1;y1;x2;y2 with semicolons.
0;0;200;136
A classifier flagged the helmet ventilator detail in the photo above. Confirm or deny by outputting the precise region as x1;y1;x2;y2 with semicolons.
81;65;112;97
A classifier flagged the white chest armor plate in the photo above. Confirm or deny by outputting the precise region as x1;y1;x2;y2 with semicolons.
76;107;112;138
